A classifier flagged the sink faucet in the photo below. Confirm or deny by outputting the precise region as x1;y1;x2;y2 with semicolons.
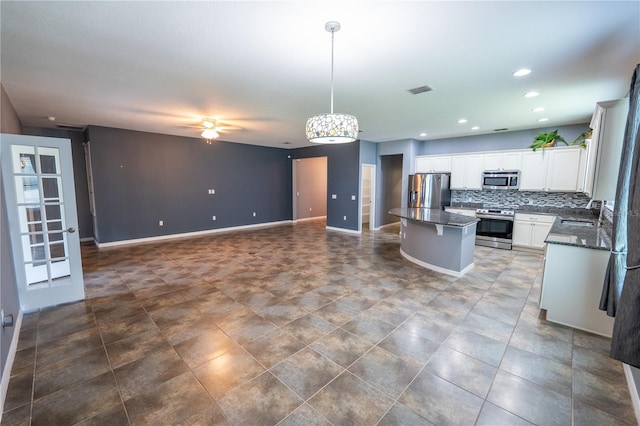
585;199;594;209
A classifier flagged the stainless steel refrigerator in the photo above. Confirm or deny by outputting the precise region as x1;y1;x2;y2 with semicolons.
407;173;451;209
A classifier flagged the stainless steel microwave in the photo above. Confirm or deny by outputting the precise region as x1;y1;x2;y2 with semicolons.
482;170;520;190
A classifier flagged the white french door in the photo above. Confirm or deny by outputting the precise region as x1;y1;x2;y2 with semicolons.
1;134;84;311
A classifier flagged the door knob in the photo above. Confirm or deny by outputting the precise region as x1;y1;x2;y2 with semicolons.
65;227;76;233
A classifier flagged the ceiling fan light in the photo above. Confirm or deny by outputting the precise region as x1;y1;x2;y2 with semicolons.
305;113;359;143
201;129;219;140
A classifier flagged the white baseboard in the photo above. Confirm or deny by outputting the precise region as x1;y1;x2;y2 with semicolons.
0;310;23;421
96;220;293;248
326;226;361;235
378;221;400;229
623;364;640;425
293;216;326;223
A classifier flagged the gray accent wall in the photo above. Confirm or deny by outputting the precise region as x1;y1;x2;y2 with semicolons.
87;126;292;243
291;142;360;231
22;127;92;240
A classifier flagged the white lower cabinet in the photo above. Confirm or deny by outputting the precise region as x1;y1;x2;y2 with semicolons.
540;243;614;337
513;213;555;249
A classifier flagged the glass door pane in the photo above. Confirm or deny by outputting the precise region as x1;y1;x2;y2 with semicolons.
11;145;71;289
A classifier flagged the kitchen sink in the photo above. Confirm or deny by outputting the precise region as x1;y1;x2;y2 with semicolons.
560;219;596;227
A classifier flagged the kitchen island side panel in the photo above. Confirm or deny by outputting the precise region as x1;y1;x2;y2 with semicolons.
400;219;476;274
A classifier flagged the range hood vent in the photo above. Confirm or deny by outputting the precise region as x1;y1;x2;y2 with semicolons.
408;85;433;95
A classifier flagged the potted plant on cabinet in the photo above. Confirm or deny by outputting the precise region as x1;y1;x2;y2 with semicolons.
529;130;568;151
570;129;593;148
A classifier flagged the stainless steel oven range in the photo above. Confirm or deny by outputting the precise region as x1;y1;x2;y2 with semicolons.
475;208;515;250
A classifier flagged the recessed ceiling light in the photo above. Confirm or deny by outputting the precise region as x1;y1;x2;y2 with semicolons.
538;118;549;122
47;116;56;121
457;119;468;124
471;126;480;130
533;107;545;112
524;91;539;98
513;68;531;77
419;132;427;137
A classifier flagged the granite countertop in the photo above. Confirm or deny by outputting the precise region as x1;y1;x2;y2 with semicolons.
389;208;479;227
545;216;612;251
449;202;612;250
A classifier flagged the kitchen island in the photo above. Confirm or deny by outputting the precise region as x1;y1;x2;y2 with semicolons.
389;208;479;277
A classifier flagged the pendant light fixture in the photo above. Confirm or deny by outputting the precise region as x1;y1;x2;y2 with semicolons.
305;21;358;144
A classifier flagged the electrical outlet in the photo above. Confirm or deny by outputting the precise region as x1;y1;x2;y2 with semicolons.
332;194;337;199
212;216;216;221
343;216;347;220
159;220;164;226
351;195;356;200
253;212;256;217
211;189;215;194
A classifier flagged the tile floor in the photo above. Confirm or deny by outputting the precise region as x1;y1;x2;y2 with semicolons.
1;220;636;425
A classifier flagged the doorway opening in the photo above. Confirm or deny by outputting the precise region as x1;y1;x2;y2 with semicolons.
361;164;376;231
380;154;403;227
292;157;328;222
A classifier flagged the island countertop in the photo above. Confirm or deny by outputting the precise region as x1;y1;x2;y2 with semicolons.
389;208;479;227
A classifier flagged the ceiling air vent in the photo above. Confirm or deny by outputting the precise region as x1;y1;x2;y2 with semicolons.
408;85;433;95
56;124;86;131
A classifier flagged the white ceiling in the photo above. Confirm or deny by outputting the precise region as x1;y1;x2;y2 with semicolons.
1;1;639;149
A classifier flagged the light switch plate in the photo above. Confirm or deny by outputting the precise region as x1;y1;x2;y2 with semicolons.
332;194;337;199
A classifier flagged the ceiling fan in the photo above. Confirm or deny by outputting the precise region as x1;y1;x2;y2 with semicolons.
197;118;241;143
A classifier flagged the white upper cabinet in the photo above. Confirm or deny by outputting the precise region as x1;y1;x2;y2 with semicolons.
451;154;483;189
519;151;547;190
502;152;523;170
483;153;502;171
415;155;452;173
519;147;584;192
483;151;522;171
586;99;629;200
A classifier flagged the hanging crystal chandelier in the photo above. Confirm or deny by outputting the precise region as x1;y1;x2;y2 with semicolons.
305;21;359;144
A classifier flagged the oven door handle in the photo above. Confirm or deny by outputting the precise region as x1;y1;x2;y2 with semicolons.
477;214;514;222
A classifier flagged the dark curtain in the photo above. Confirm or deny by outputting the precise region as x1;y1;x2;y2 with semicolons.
600;64;640;368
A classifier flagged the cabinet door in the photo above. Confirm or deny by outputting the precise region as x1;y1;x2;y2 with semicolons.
415;157;432;173
531;223;552;248
483;153;502;171
547;148;581;191
465;155;485;190
592;99;628;200
519;151;547;191
502;152;523;170
432;156;452;172
416;156;451;173
450;156;466;189
512;221;533;246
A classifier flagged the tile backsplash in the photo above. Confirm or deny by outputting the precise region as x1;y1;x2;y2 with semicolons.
451;190;598;209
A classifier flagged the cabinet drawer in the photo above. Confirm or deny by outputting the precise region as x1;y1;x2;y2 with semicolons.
514;213;556;224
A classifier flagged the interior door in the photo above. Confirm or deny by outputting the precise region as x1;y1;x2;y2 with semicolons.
1;134;84;312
